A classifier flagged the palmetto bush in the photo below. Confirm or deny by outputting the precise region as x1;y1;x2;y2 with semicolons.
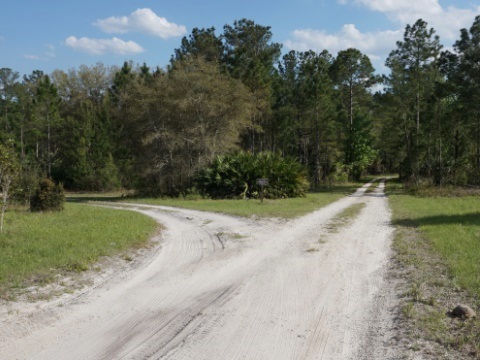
196;152;309;199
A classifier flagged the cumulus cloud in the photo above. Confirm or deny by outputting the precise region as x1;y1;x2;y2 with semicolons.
341;0;480;41
94;8;187;39
65;36;144;55
286;1;479;73
285;24;401;61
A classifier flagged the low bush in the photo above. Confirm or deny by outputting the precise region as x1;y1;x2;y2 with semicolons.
30;178;65;212
195;152;309;199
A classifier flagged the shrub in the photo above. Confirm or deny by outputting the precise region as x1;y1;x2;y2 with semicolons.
196;152;309;199
30;179;65;212
180;187;206;201
327;163;349;184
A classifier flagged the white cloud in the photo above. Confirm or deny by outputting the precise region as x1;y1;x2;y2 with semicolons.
347;0;443;19
24;44;56;61
94;8;187;39
285;24;401;61
24;54;42;60
45;44;56;58
65;36;144;55
341;0;480;41
286;1;480;73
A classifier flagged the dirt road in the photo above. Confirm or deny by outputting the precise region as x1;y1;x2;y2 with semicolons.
0;180;399;359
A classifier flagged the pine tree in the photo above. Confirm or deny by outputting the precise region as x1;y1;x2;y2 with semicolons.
385;19;442;184
223;19;282;153
331;48;377;179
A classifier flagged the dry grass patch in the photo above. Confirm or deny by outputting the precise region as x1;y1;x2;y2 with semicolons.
325;202;366;233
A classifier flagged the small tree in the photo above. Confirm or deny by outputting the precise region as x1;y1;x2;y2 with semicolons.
30;178;65;212
0;141;19;233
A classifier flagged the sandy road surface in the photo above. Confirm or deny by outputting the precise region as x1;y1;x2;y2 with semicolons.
0;180;399;359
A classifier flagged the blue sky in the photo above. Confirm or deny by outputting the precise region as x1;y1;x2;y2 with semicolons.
1;0;479;77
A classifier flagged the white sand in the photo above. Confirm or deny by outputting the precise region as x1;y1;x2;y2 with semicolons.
0;180;400;359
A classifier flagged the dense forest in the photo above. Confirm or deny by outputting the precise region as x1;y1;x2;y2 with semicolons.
1;16;480;199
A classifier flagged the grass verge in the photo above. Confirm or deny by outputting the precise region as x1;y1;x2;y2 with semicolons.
0;203;158;300
68;182;365;219
387;179;480;358
325;202;366;233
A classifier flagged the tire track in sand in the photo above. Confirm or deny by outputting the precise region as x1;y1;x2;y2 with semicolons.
0;180;399;360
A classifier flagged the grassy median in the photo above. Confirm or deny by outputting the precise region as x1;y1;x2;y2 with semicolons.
70;182;365;219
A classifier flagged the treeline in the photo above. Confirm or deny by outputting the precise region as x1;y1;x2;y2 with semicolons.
1;16;480;196
380;17;480;186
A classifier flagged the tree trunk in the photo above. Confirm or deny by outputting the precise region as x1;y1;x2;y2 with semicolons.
416;91;420;133
0;176;11;233
349;83;354;131
405;120;418;186
314;105;320;187
476;114;480;182
20;123;25;159
47;114;51;178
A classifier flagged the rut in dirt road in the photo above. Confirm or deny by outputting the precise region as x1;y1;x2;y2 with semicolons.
0;179;399;360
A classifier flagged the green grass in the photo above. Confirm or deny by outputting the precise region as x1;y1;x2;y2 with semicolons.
0;177;382;304
0;203;158;297
334;202;366;222
0;180;370;299
388;182;480;295
68;182;365;219
387;179;480;357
